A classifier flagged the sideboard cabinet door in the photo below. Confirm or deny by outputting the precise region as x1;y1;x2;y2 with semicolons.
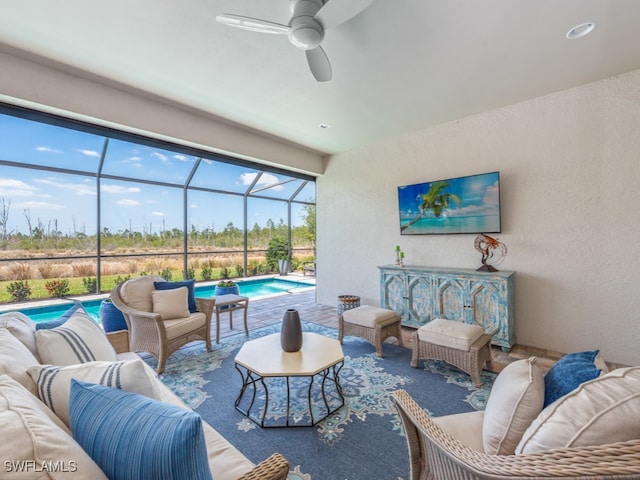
379;265;515;350
381;271;406;322
405;273;433;328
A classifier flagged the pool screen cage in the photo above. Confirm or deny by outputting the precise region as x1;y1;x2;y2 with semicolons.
0;104;316;300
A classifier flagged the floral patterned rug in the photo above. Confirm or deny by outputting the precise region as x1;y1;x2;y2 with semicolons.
154;321;496;480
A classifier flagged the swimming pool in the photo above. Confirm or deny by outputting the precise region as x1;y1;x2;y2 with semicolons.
11;277;315;324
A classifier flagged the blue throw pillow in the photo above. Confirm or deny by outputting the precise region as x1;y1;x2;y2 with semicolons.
154;280;197;313
35;302;88;330
69;379;212;480
543;350;602;407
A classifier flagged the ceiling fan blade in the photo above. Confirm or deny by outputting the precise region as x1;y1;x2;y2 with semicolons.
216;14;289;34
314;0;376;30
306;47;332;82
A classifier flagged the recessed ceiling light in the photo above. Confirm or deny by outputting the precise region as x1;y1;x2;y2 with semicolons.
566;22;597;40
319;123;331;129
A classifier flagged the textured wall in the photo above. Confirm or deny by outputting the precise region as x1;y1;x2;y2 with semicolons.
318;69;640;366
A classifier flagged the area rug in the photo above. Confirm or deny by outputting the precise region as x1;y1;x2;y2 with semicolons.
153;322;497;480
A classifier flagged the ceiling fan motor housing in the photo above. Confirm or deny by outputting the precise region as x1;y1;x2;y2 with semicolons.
288;0;324;49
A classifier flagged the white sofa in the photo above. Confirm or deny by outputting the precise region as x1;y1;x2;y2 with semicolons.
0;311;289;480
393;355;640;479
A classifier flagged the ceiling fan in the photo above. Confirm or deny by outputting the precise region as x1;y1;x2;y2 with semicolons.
216;0;375;82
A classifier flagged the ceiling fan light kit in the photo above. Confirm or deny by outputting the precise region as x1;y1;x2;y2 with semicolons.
216;0;376;82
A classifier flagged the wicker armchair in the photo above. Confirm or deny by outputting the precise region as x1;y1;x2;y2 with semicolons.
393;389;640;479
237;453;289;480
111;275;215;373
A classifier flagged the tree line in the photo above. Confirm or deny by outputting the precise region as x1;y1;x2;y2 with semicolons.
0;199;316;254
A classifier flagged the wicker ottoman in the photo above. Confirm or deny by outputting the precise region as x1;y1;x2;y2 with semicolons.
411;318;492;387
339;305;403;357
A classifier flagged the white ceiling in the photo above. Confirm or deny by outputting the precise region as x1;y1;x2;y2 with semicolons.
1;0;640;155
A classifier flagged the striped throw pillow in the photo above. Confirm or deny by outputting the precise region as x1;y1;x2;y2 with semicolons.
70;380;212;480
35;311;117;365
28;359;162;428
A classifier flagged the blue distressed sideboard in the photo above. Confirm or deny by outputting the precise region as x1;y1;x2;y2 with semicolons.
378;265;515;350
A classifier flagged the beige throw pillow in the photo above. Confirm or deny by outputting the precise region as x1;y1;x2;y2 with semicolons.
0;374;108;479
0;328;40;395
28;359;163;428
516;366;640;454
483;357;545;455
0;311;39;359
35;311;117;365
152;286;190;320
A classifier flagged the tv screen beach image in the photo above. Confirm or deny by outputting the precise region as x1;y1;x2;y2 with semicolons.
398;171;501;235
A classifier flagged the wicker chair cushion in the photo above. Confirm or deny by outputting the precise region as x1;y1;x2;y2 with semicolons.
35;311;118;366
418;318;484;351
0;375;108;479
342;305;398;327
0;311;39;359
151;287;190;320
0;327;40;395
517;366;640;454
28;359;163;428
483;357;545;455
120;275;163;313
164;312;207;339
433;410;485;452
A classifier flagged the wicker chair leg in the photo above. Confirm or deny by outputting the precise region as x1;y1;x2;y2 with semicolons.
374;328;384;357
393;323;404;348
157;350;168;374
410;331;420;368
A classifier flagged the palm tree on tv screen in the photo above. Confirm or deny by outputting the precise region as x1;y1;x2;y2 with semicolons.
401;181;461;232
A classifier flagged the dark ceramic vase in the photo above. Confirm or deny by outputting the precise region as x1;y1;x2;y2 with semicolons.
280;308;303;352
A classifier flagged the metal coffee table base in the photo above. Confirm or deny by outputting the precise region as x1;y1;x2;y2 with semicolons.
234;362;344;428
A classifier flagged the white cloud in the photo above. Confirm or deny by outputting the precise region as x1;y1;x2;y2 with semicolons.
36;146;63;154
152;211;165;217
18;200;64;210
174;154;190;162
116;199;140;207
101;184;141;194
483;181;500;206
0;178;38;196
240;172;283;191
76;149;100;157
35;178;96;196
152;152;169;163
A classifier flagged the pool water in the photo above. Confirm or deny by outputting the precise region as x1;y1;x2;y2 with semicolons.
12;278;314;324
196;278;313;299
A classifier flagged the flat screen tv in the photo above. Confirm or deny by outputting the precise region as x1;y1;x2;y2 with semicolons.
398;171;501;235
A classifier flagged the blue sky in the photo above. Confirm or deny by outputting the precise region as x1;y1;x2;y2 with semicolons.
0;114;314;235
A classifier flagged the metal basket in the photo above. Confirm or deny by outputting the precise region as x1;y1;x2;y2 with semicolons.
337;295;360;315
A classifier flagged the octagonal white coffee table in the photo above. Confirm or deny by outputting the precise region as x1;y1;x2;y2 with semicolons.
234;332;345;428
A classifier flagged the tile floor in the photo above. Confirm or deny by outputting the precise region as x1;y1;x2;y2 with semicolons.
215;288;626;374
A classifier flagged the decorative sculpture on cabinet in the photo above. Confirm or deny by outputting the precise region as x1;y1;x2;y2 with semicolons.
474;234;507;272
